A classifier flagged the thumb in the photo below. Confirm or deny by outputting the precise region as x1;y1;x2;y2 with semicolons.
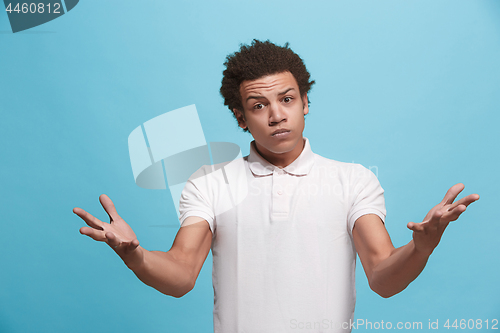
125;239;140;253
407;221;425;232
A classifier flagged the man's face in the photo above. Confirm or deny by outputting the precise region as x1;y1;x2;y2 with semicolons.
234;71;309;167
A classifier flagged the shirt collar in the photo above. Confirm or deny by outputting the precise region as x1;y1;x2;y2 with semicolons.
247;137;315;176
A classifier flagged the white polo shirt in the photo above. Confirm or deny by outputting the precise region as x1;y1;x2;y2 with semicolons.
179;138;386;333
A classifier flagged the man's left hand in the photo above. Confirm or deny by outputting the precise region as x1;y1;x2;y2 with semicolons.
407;183;479;256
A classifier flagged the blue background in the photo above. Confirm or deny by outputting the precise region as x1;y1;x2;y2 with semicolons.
1;0;498;332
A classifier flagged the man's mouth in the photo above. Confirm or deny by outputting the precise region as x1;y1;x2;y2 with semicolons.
272;129;291;137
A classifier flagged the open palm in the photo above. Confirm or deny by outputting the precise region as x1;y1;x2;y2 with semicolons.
73;195;142;265
407;183;479;255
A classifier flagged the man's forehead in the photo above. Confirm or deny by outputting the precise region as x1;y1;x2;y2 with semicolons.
239;71;298;97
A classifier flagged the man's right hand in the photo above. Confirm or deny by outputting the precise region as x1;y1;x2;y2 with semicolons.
74;195;212;297
73;194;144;269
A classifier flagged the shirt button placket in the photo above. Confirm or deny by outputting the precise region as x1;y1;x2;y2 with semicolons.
272;168;288;218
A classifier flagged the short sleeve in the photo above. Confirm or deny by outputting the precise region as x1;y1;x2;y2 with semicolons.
178;173;216;234
347;164;386;232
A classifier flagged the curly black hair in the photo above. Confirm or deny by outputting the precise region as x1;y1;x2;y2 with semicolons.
220;40;315;132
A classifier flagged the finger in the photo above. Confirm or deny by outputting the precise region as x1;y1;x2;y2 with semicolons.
105;231;121;249
443;204;467;222
73;207;104;230
80;226;106;241
99;194;121;222
425;209;443;226
441;183;465;205
447;193;480;211
106;234;140;253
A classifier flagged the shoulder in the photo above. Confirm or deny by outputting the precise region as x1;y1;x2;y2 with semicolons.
312;153;373;179
186;155;248;189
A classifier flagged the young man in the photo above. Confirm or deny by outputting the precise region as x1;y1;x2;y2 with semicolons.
74;40;479;332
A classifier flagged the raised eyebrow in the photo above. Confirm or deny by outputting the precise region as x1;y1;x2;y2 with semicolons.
245;88;296;102
278;88;295;96
246;95;265;102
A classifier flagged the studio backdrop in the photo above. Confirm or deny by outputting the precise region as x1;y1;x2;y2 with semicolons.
0;0;498;332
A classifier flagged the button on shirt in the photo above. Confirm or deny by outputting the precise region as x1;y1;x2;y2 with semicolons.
179;138;386;333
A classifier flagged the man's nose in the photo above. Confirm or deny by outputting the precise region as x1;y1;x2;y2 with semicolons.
268;103;286;125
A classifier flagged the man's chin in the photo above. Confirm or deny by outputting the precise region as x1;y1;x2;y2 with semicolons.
266;141;299;155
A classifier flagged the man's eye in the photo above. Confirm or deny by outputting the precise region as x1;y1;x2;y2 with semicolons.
283;97;293;103
254;103;264;110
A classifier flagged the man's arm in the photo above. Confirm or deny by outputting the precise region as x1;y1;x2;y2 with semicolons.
74;195;212;298
128;217;212;297
352;183;479;298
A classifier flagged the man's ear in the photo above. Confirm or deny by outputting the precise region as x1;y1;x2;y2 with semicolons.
302;93;309;116
233;108;248;130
